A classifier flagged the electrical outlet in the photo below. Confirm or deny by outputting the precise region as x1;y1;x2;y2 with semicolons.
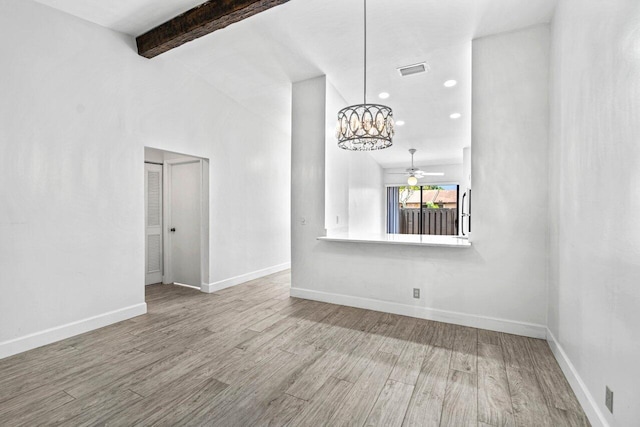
605;386;613;413
413;288;420;299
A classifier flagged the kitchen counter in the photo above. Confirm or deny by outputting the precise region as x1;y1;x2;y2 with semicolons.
317;232;472;248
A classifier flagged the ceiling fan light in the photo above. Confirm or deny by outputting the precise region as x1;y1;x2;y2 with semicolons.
407;175;418;186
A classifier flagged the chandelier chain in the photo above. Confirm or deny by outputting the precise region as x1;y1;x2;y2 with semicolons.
364;0;367;105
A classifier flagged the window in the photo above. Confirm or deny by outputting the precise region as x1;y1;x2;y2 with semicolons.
387;185;459;235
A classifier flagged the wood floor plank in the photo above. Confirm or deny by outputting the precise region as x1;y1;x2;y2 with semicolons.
61;347;183;398
478;328;502;346
237;301;337;354
167;351;295;425
506;366;553;426
439;369;478;427
389;321;435;386
500;333;535;371
0;385;75;426
527;338;584;415
0;347;144;404
402;345;452;426
0;345;78;381
329;310;402;384
274;305;353;354
104;378;228;427
329;351;398;426
378;315;418;355
0;272;590;427
247;298;310;332
253;393;307;426
285;348;351;400
286;376;354;426
548;406;592;427
134;326;214;354
189;327;260;357
127;349;214;397
365;379;414;427
307;306;372;352
478;342;515;426
90;355;238;426
183;347;322;426
431;321;456;349
31;389;141;427
450;325;478;373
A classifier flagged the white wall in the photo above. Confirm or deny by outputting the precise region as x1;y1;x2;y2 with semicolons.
0;0;290;357
548;0;640;425
324;81;350;232
348;153;384;234
291;25;550;336
291;76;327;294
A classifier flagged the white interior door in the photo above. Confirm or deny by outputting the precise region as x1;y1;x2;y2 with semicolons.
169;160;202;287
145;163;163;285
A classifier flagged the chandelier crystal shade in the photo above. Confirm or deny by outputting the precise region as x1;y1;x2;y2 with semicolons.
336;0;394;151
336;104;394;150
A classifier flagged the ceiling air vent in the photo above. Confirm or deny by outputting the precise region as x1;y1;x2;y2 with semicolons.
397;62;429;77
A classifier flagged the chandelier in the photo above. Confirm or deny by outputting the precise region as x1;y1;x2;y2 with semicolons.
336;0;394;151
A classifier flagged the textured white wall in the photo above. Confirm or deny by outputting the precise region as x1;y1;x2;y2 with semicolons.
548;0;640;425
291;76;327;293
324;81;350;232
0;0;290;350
348;153;384;235
291;25;550;331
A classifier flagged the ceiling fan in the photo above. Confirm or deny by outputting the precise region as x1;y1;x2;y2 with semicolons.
389;149;444;185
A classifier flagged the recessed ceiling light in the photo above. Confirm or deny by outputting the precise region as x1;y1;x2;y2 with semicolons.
450;113;462;119
444;80;457;87
379;92;390;99
396;120;405;126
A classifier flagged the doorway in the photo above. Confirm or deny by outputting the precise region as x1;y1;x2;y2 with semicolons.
144;147;209;290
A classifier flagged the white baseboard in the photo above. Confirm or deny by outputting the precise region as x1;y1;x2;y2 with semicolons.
546;329;609;427
0;303;147;360
290;287;546;339
202;262;291;294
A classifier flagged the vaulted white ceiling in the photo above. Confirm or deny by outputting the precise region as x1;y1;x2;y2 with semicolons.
34;0;557;167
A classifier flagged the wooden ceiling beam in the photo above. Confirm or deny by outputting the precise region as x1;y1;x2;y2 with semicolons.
136;0;290;59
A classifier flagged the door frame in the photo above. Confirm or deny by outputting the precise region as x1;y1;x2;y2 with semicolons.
163;158;210;290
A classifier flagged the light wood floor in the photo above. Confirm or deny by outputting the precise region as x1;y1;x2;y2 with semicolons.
0;270;589;426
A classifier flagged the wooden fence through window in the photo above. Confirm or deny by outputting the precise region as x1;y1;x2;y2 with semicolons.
399;208;458;235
